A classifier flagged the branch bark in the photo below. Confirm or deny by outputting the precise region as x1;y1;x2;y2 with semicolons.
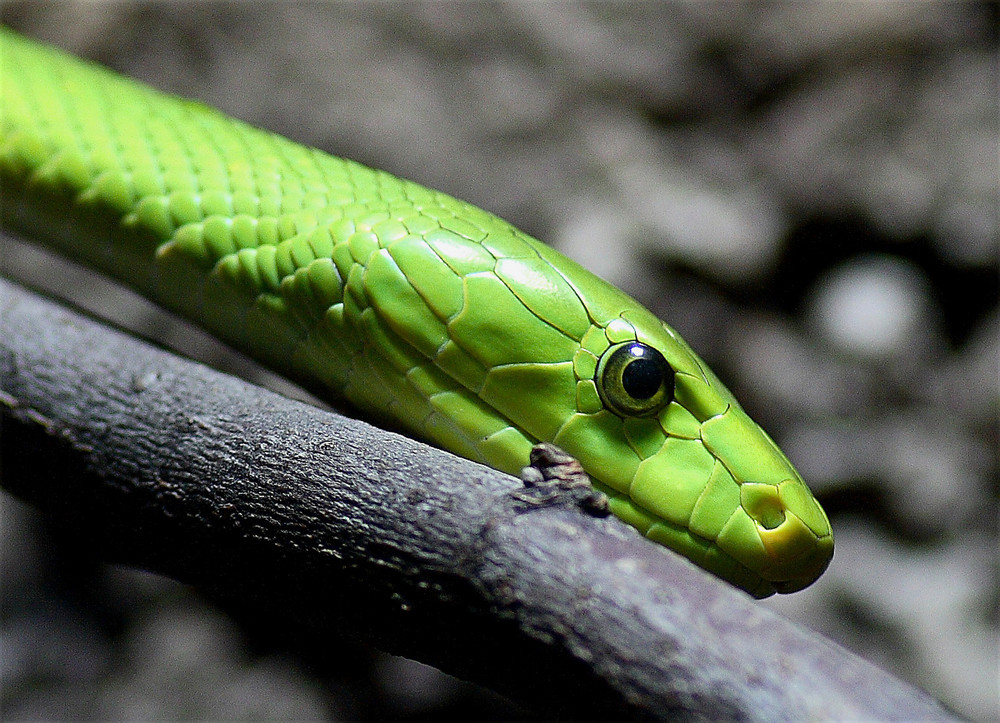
0;276;955;721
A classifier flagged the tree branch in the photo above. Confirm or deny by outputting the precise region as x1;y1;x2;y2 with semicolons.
0;276;955;721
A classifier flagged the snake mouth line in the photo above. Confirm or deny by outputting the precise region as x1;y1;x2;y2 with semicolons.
590;479;778;598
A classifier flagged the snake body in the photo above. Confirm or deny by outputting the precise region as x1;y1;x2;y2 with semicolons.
0;29;832;597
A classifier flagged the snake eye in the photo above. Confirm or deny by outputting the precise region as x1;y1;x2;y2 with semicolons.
595;342;675;417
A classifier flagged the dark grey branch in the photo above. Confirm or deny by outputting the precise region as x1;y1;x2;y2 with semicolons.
0;276;955;721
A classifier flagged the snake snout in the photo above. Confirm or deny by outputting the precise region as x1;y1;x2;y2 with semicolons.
741;479;833;589
740;482;786;530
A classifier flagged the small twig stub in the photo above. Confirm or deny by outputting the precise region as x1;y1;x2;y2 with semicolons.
515;443;610;517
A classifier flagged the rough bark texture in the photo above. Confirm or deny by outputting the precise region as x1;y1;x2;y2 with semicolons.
0;277;956;721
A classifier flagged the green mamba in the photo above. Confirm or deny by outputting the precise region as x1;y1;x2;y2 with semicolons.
0;28;833;597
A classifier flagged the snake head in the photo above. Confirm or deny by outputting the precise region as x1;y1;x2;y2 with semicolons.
553;309;834;597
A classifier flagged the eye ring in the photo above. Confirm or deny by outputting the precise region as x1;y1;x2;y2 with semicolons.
595;342;675;417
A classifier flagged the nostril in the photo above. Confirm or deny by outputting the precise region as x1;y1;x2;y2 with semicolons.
740;483;786;530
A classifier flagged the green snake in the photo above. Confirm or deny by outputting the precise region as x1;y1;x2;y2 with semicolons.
0;29;832;597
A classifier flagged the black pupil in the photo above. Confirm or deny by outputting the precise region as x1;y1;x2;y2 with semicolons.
621;347;664;399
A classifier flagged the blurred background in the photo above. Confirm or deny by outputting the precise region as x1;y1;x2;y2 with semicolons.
1;2;996;720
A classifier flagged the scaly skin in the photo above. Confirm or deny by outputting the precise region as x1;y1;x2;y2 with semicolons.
0;28;832;597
